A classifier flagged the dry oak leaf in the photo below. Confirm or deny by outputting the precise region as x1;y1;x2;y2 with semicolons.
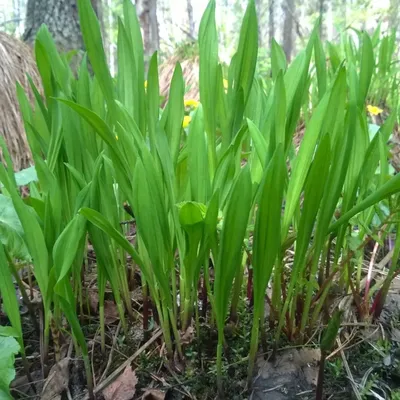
142;389;166;400
104;300;120;324
41;358;70;400
103;366;138;400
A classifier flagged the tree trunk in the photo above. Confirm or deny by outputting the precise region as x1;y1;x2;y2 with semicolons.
283;0;294;61
268;0;275;47
389;0;399;34
255;0;263;47
22;0;102;53
137;0;159;61
187;0;195;38
319;0;327;40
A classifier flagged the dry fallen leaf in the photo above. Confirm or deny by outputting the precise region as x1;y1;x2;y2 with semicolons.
88;290;99;313
391;328;400;342
180;326;195;346
142;389;166;400
104;300;119;324
103;366;138;400
41;358;70;400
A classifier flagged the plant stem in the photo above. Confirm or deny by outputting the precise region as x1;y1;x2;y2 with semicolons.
168;306;183;358
315;350;326;400
99;304;105;354
230;251;246;322
159;300;173;358
5;253;39;333
247;307;260;387
142;281;149;340
217;328;224;398
83;353;94;400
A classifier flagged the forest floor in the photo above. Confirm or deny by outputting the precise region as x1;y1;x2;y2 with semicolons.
6;254;400;400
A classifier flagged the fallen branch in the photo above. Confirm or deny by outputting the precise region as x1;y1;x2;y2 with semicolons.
83;328;162;399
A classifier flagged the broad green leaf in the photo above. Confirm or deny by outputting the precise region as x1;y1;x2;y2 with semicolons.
147;52;160;153
359;32;374;107
271;39;287;81
315;34;327;100
321;310;343;352
122;0;146;133
0;245;23;341
77;0;115;114
199;0;218;169
188;105;210;203
0;166;49;299
0;335;20;400
253;145;285;307
164;63;185;166
0;195;30;261
214;166;252;329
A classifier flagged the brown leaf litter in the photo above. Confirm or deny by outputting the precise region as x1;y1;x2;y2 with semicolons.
102;365;138;400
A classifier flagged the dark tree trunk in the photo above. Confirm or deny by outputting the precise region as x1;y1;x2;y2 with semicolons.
389;0;399;33
283;0;294;61
268;0;275;47
255;0;263;47
187;0;195;38
319;0;327;40
137;0;159;61
22;0;102;53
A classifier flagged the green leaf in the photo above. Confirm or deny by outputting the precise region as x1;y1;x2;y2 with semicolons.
147;52;160;154
53;215;87;288
214;166;252;329
321;310;343;352
253;145;285;307
199;0;218;169
178;202;206;227
77;0;115;114
271;39;287;81
0;195;30;261
188;105;210;203
315;34;327;100
79;208;144;272
0;166;49;299
358;32;374;107
0;245;23;342
164;63;184;166
0;335;20;400
122;0;146;133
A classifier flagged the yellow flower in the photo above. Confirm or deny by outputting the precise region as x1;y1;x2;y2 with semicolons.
223;79;228;90
367;105;383;116
183;115;192;128
144;80;148;89
115;135;119;140
184;99;199;108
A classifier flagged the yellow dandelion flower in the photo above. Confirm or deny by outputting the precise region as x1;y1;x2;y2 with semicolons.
144;80;148;89
223;78;229;90
115;135;119;140
367;105;383;116
184;99;199;108
183;115;192;128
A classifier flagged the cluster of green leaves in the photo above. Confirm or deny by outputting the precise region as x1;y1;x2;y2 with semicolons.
0;0;400;397
324;25;400;108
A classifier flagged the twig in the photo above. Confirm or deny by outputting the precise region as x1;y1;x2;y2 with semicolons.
263;384;284;393
83;329;162;398
0;17;23;28
326;325;380;360
164;362;195;399
99;321;122;383
90;328;100;387
120;219;135;225
337;337;362;400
